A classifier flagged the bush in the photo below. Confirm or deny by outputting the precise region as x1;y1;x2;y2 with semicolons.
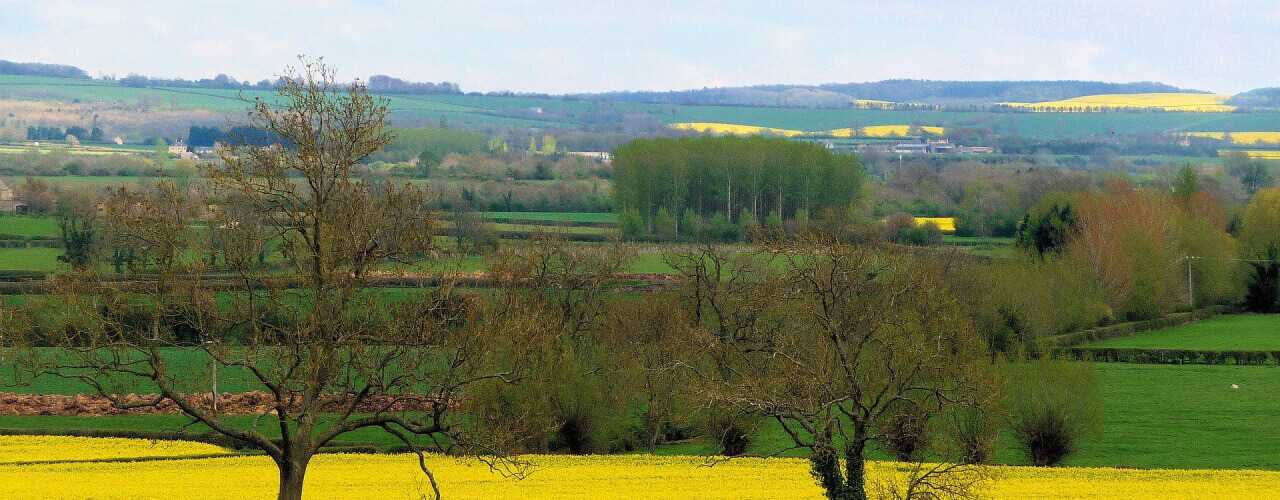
879;402;929;462
680;208;701;239
654;207;677;238
1003;360;1101;466
619;208;646;242
950;406;1000;465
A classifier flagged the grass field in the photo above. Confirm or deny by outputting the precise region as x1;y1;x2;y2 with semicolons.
1087;314;1280;351
1068;363;1280;469
0;248;62;271
482;212;617;224
0;216;59;237
3;436;1280;499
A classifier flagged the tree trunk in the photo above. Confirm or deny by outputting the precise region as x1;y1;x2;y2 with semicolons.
809;438;868;500
842;440;868;500
276;453;312;500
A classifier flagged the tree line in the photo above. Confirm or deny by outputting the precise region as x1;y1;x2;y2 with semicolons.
612;135;863;237
27;125;105;142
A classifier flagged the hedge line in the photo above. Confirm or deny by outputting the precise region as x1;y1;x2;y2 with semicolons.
1059;347;1280;366
0;427;411;455
1048;305;1234;347
0;234;61;249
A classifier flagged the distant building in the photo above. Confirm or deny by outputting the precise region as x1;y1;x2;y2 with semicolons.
855;143;893;154
567;151;613;164
0;179;24;213
926;139;954;154
892;143;927;154
955;146;994;154
168;140;188;155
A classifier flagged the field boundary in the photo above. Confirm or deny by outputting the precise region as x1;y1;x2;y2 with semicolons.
1047;305;1234;347
1059;346;1280;366
0;427;409;455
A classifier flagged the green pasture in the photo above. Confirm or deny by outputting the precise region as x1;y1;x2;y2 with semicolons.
481;212;617;224
1087;314;1280;351
0;248;62;271
0;215;59;237
1063;363;1280;470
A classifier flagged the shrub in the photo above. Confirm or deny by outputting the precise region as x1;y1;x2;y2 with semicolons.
1003;360;1101;466
950;406;1000;465
879;402;929;462
654;207;677;238
619;208;646;242
679;208;701;239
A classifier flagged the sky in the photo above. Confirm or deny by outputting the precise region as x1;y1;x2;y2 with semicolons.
2;1;1279;95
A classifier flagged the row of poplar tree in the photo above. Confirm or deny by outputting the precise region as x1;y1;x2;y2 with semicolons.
611;135;863;235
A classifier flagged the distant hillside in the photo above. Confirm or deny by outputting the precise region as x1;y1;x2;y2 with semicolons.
1226;88;1280;108
573;80;1207;109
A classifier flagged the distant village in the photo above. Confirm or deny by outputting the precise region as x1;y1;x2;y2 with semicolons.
854;139;993;155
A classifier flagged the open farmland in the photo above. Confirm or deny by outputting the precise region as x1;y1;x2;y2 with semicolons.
1188;131;1280;145
0;216;59;237
668;122;947;138
4;436;1280;499
0;248;61;271
1002;93;1234;112
1087;314;1280;351
10;74;1280;139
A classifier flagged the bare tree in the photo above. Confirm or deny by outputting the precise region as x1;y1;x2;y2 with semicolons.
689;236;995;500
12;58;539;500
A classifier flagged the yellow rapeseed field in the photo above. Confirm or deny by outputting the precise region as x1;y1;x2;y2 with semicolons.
0;435;228;464
1002;93;1234;112
1227;150;1280;159
670;123;946;138
1188;131;1280;145
4;436;1280;499
668;122;806;137
914;217;956;232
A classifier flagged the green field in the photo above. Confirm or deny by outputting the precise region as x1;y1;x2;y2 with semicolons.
1066;363;1280;469
1088;314;1280;351
482;212;617;224
0;248;62;271
9;74;1280;138
0;216;59;237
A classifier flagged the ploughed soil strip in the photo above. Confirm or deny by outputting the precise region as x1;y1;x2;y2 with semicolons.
0;392;438;416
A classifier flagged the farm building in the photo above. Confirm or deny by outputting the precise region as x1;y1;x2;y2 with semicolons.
0;179;22;212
